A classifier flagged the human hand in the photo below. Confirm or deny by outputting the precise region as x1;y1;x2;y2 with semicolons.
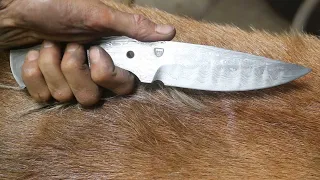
22;41;141;106
0;0;175;48
2;0;176;106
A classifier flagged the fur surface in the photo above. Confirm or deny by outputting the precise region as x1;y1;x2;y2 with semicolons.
1;0;320;179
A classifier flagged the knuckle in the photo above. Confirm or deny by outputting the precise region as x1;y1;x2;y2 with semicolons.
77;92;101;107
32;91;52;103
91;69;116;85
131;14;153;39
85;6;114;31
61;56;78;72
113;72;135;95
132;27;150;40
22;66;42;80
61;55;87;73
134;14;149;26
114;81;135;95
51;88;74;103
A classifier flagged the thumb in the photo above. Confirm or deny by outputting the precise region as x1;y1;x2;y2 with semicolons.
90;5;176;41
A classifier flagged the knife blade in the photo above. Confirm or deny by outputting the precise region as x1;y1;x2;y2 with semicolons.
10;36;311;91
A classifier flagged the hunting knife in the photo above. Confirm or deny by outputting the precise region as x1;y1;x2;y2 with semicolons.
10;36;311;91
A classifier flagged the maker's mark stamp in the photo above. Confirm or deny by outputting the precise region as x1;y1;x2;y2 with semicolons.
154;48;164;57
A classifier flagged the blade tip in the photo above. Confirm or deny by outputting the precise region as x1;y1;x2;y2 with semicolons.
300;67;312;77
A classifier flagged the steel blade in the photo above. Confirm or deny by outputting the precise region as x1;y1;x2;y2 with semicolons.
152;63;310;91
10;36;311;91
99;37;311;91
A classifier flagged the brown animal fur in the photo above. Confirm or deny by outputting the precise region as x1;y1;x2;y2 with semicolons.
1;0;320;179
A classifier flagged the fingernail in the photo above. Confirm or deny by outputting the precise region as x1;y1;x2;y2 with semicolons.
66;43;80;52
43;41;54;48
90;47;100;63
155;24;175;35
27;50;39;61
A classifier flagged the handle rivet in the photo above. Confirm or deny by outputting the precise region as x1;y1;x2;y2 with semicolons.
127;51;135;59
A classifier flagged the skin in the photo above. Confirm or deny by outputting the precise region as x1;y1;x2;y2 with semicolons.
0;0;176;106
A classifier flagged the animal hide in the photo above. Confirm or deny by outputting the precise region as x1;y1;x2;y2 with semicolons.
0;0;319;179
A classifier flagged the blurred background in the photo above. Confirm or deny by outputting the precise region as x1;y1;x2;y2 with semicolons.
115;0;319;36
